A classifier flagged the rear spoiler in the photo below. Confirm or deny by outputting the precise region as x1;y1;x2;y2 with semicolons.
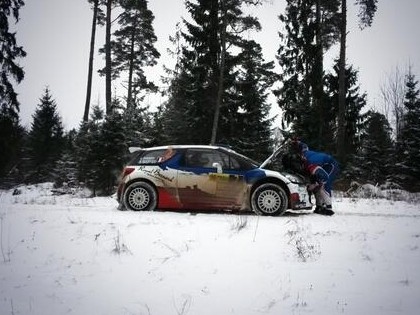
128;147;142;153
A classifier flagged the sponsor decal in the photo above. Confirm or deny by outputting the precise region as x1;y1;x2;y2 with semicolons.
209;173;243;181
139;166;175;183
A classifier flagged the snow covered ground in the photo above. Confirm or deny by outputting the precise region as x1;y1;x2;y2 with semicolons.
1;183;419;315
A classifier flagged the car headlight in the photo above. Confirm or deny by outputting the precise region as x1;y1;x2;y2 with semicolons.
283;173;305;184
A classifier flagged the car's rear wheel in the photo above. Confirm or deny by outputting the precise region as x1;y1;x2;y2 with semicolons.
251;183;288;216
123;181;157;211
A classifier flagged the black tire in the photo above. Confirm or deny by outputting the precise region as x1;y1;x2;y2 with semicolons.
123;181;157;211
251;183;288;216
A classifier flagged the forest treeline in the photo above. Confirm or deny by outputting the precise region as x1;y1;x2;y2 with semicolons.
1;0;419;194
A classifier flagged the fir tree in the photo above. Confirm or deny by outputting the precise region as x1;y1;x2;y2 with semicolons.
325;62;366;156
74;105;104;194
397;70;420;191
97;112;127;194
159;23;194;144
160;23;200;144
0;115;25;181
349;111;393;185
275;0;340;150
160;70;197;144
163;0;273;152
53;152;79;189
75;105;127;195
221;40;276;161
122;105;155;147
0;0;26;177
53;129;79;188
337;0;377;164
26;87;64;183
0;0;26;120
148;108;166;146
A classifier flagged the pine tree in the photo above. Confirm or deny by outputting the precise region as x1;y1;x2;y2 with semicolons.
397;70;420;191
108;0;160;109
26;87;64;183
355;0;378;28
97;0;117;114
84;0;104;121
0;0;26;177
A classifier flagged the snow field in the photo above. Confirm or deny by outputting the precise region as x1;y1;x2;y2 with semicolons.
0;183;419;315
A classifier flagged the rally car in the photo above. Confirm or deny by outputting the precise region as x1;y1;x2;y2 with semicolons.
116;145;312;216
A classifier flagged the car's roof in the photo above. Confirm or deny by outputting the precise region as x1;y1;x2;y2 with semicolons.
136;145;233;152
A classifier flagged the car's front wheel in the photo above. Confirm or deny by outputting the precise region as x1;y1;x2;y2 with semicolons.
123;181;157;211
251;183;288;216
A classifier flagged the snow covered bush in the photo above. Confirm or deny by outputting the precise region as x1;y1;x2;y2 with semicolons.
345;181;420;202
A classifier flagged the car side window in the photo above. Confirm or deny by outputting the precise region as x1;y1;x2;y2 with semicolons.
216;151;241;170
227;154;241;170
184;149;241;170
137;149;166;165
185;149;212;168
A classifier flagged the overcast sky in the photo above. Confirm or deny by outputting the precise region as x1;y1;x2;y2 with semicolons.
14;0;420;131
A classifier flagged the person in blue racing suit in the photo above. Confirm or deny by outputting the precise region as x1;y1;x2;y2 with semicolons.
293;140;339;216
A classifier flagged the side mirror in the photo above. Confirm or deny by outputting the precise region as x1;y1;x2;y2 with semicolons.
212;162;223;173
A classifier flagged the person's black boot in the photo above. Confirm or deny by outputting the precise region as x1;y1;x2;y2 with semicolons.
323;205;335;216
313;205;335;215
313;206;323;214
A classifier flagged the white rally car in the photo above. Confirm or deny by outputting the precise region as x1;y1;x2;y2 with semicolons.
117;145;312;216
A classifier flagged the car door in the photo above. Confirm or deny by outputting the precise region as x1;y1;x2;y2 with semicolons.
176;148;247;210
134;148;181;209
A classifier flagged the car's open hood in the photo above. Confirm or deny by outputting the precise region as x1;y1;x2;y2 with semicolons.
259;146;283;169
260;145;307;184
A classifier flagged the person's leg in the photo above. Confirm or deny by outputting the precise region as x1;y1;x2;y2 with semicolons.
312;185;334;215
323;162;339;195
320;186;334;215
